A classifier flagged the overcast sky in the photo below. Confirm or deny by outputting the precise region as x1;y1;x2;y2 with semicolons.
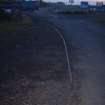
43;0;105;4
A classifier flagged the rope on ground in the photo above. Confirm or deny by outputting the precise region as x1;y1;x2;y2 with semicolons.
28;13;73;83
50;26;73;84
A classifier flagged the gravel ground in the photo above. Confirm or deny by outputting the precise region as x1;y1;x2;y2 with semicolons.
0;15;74;105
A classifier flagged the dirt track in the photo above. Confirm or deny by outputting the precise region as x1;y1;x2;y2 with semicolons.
0;15;75;105
35;7;105;105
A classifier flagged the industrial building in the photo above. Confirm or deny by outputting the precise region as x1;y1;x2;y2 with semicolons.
80;1;105;12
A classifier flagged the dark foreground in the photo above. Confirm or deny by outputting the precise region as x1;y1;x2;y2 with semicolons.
0;15;77;105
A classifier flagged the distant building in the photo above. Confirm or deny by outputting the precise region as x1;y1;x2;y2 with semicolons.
80;1;89;12
80;1;89;9
96;2;103;7
69;0;74;5
89;2;105;12
80;1;105;12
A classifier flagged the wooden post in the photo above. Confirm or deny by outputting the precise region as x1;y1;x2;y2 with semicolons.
69;0;74;5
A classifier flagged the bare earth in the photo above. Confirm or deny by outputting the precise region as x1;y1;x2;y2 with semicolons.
0;15;76;105
1;8;105;105
34;7;105;105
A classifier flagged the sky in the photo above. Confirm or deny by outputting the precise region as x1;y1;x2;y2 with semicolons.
43;0;105;4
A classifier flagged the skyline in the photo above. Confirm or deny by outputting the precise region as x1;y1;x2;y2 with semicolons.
43;0;105;4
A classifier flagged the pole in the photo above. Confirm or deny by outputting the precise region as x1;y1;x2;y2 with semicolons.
69;0;74;5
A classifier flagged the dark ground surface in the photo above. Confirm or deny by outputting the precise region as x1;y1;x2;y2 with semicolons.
1;8;105;105
35;8;105;105
0;15;78;105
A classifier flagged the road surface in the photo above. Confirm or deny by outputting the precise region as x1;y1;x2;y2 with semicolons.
35;8;105;105
0;14;74;105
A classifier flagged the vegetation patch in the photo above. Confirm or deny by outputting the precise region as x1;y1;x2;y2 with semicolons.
64;5;81;12
95;13;105;26
0;14;33;32
89;13;105;26
56;5;88;15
